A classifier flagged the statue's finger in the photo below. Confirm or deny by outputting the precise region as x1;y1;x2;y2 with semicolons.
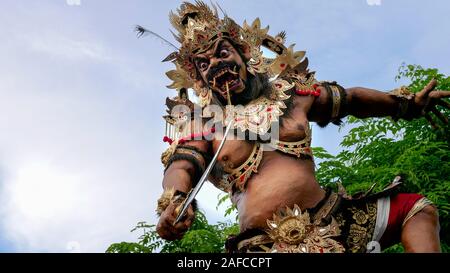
166;202;177;218
418;79;437;97
174;221;188;231
429;90;450;99
424;113;438;129
431;108;448;124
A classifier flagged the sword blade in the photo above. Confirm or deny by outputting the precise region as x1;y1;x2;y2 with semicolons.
174;120;234;224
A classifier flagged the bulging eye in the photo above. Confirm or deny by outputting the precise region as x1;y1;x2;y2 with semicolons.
199;62;208;71
219;49;230;58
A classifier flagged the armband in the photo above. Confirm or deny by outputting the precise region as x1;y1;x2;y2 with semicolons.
162;145;209;186
320;81;348;126
388;86;415;121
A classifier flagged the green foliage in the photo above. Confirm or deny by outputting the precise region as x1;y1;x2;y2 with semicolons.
106;222;158;253
315;63;450;252
217;193;238;221
106;211;239;253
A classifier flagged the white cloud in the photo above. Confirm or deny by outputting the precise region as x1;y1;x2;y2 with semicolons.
23;33;112;62
7;162;81;220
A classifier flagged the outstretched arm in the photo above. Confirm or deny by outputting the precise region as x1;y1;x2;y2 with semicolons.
308;79;450;127
345;86;405;119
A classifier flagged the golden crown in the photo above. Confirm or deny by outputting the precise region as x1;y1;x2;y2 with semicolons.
164;1;309;103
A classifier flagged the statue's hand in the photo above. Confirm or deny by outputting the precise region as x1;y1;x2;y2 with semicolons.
411;79;450;128
156;202;195;241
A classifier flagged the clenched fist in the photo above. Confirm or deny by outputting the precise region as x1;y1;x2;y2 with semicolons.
156;202;195;241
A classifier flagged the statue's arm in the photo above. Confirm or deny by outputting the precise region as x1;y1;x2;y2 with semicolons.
156;115;212;240
307;80;449;127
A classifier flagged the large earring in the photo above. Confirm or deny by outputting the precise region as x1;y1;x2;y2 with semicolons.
199;87;212;107
246;48;273;76
193;85;212;107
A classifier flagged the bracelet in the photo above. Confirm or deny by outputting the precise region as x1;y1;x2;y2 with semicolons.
156;187;187;215
389;86;414;100
388;86;415;121
156;187;198;216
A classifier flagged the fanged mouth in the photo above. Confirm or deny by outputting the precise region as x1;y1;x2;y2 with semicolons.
209;66;241;93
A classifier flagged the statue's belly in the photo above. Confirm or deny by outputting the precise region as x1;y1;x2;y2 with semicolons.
231;151;326;232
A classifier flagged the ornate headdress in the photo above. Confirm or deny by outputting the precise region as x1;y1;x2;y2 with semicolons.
163;1;309;105
145;1;317;144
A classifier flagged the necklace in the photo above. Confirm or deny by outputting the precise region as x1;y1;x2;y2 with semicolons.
229;79;294;135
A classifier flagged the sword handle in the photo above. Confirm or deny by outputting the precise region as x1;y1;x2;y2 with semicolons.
173;189;192;225
174;205;181;216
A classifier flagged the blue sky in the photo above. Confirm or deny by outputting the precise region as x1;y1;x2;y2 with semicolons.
0;0;449;252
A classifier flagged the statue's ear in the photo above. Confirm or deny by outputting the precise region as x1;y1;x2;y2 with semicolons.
240;43;252;61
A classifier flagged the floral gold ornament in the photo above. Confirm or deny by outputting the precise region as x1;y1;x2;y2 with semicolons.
270;45;306;75
388;86;415;120
266;205;345;253
352;209;370;225
241;18;274;75
346;202;377;253
165;63;193;90
231;79;294;135
389;86;414;100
